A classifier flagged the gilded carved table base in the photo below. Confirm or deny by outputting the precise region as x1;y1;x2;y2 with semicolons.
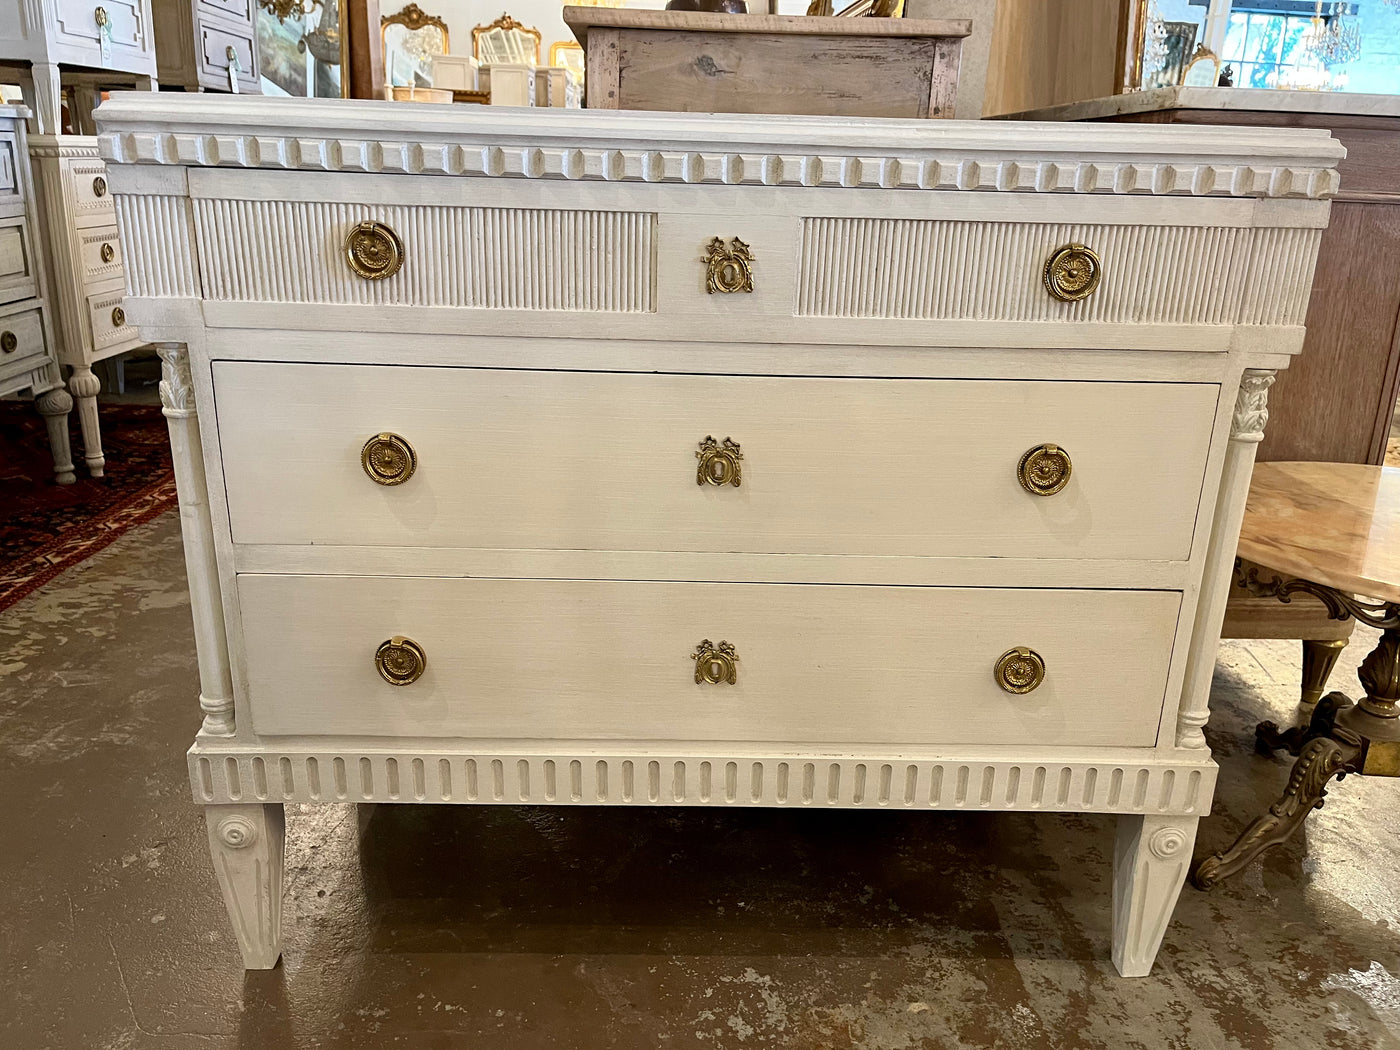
1192;569;1400;890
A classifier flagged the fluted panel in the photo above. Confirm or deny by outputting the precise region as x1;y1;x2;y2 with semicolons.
795;218;1318;325
116;194;201;298
192;750;1212;816
192;200;656;311
1238;226;1322;326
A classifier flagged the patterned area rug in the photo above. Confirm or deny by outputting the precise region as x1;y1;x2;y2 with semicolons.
0;400;176;612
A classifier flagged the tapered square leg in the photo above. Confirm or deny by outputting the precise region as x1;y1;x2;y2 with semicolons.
1111;814;1198;977
205;803;285;969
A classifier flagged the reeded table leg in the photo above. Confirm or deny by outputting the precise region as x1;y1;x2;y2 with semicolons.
1111;814;1198;977
205;803;285;969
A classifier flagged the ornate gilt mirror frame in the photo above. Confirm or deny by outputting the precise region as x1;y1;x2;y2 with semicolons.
472;12;542;64
382;4;450;57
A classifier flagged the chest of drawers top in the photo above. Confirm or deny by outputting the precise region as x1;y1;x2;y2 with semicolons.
96;96;1343;357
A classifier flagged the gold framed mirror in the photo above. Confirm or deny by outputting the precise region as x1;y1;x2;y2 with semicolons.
1181;44;1221;87
382;3;450;88
472;13;542;66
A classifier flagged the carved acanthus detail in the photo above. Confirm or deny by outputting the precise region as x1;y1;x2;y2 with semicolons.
158;345;194;418
1230;368;1275;443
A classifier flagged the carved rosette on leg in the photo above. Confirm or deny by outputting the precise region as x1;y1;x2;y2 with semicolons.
159;345;236;736
1112;814;1199;977
205;804;285;968
1174;369;1276;750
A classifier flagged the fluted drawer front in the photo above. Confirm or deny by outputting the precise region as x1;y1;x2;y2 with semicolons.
214;362;1219;561
237;574;1181;746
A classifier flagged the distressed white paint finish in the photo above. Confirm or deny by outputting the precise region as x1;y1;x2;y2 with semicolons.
236;575;1182;746
1112;815;1199;977
29;135;146;476
190;747;1216;815
192;199;655;311
204;803;283;969
0;110;72;483
95;101;1340;977
215;363;1219;561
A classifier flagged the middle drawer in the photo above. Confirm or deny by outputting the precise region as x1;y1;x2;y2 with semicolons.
214;362;1218;561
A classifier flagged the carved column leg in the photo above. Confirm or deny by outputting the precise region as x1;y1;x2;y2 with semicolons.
1192;732;1360;889
159;345;235;736
1301;638;1348;709
21;62;61;136
206;804;284;969
1175;369;1275;748
67;366;104;477
35;386;75;485
1112;815;1198;977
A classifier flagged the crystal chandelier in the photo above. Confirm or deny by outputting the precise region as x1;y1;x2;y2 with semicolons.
1142;1;1169;79
258;0;341;65
1303;1;1362;65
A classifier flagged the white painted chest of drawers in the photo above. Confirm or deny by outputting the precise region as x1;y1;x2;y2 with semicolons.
97;95;1341;977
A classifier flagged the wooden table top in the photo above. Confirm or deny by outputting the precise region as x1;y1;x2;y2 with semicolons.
1238;462;1400;604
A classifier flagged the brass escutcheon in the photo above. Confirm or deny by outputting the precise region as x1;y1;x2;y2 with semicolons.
0;330;15;353
704;236;754;294
110;306;125;327
692;639;739;685
100;242;114;263
995;647;1045;694
1017;443;1072;496
1043;243;1101;302
696;435;742;487
92;175;107;198
344;220;404;280
361;432;416;486
375;636;426;686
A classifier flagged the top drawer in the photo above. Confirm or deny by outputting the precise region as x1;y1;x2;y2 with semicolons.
213;362;1218;562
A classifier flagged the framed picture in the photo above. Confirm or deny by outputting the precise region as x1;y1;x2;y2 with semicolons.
257;0;348;98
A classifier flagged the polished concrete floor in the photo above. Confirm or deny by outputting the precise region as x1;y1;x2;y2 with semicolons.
2;513;1400;1049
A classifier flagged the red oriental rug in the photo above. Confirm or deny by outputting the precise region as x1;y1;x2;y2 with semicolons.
0;400;177;612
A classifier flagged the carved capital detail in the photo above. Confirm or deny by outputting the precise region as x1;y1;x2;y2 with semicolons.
1230;368;1275;443
215;814;259;850
1149;825;1190;860
158;345;194;418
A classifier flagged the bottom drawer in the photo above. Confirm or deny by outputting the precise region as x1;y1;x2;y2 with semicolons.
86;288;137;351
237;576;1181;746
0;305;48;378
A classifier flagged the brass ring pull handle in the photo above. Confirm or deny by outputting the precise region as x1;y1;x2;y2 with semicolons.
704;236;753;294
94;5;109;26
110;306;125;327
100;242;114;263
692;639;738;685
375;636;426;686
344;220;404;280
0;330;16;353
92;175;107;197
361;432;416;486
696;435;742;487
1017;443;1072;496
1043;243;1101;302
995;647;1045;694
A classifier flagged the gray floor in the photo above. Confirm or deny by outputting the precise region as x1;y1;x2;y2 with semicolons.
2;512;1399;1049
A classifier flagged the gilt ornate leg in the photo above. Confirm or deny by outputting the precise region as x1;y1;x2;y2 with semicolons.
1300;638;1348;708
35;386;75;485
1192;730;1361;889
205;803;285;969
1111;815;1198;977
1256;690;1350;757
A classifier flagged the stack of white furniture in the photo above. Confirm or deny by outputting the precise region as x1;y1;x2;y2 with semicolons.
97;96;1339;976
0;102;71;482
